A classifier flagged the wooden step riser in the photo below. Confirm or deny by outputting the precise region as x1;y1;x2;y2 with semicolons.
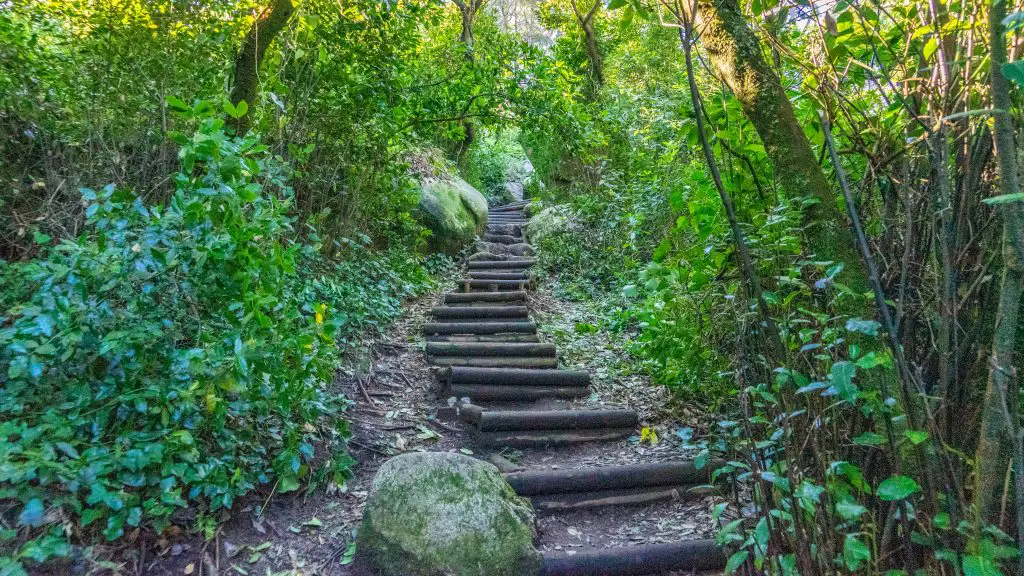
426;335;541;343
539;539;725;576
474;428;633;447
460;406;638;432
529;485;714;512
427;357;558;368
440;366;590;387
504;461;720;495
425;342;556;357
424;322;537;335
444;291;528;304
447;384;588;401
431;306;529;320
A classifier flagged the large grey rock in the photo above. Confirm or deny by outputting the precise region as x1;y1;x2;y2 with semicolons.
358;452;541;576
416;176;489;253
525;206;570;245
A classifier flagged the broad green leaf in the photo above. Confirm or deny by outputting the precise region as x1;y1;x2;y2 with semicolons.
877;476;921;501
904;430;929;445
843;534;871;571
962;555;1003;576
983;192;1024;205
725;550;748;573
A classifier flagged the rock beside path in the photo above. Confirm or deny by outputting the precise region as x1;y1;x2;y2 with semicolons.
415;176;488;253
357;452;542;576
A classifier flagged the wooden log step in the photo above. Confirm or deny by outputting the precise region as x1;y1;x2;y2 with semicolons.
423;322;537;335
427;356;559;368
483;234;522;244
466;271;531;280
540;539;725;576
487;216;527;222
490;206;528;213
467;260;536;269
448;384;588;401
474;427;633;447
460;406;638;431
458;279;532;290
430;306;529;320
442;366;590;387
503;461;717;496
444;291;527;304
427;334;540;343
529;485;699;512
425;342;556;357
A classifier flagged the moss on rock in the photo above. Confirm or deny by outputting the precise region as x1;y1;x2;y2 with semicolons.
415;176;488;253
357;452;541;576
525;205;570;245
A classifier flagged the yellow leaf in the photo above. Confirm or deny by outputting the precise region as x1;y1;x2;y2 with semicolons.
640;426;659;446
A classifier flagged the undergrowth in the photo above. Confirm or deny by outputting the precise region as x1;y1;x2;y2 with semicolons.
0;102;444;573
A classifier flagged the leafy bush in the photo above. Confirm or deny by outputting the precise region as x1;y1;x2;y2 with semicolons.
0;103;435;571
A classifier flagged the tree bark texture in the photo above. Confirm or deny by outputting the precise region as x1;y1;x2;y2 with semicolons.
694;0;866;288
228;0;295;135
571;0;604;91
975;0;1024;534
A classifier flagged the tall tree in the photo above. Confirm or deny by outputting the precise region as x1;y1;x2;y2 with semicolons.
452;0;487;156
570;0;603;92
452;0;486;60
228;0;295;135
692;0;866;286
975;0;1024;535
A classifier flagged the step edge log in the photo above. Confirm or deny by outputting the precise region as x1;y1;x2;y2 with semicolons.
539;539;726;576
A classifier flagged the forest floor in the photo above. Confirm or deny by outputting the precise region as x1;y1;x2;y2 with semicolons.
139;277;717;576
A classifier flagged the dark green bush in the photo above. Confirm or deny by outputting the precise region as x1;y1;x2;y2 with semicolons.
0;102;435;571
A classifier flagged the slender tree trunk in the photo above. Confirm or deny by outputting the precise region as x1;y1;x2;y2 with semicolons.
693;0;867;289
571;0;603;93
975;0;1024;538
228;0;295;136
453;0;484;158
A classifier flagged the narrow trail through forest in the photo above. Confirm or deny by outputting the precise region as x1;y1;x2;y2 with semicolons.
421;200;727;575
142;202;724;576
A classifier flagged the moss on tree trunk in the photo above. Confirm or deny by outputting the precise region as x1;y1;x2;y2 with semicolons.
695;0;866;287
228;0;295;136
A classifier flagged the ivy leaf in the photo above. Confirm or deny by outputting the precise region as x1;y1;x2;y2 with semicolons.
877;476;921;501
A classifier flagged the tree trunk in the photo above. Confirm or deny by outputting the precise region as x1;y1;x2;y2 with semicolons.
975;0;1024;536
571;0;603;93
453;0;483;158
228;0;295;136
694;0;866;288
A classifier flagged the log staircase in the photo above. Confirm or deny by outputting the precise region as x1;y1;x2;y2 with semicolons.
423;200;727;575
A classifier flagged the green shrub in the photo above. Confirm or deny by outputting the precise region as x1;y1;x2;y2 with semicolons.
0;102;434;571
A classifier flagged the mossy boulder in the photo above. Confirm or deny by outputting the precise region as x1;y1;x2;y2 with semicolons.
415;176;489;253
358;452;541;576
525;205;570;244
